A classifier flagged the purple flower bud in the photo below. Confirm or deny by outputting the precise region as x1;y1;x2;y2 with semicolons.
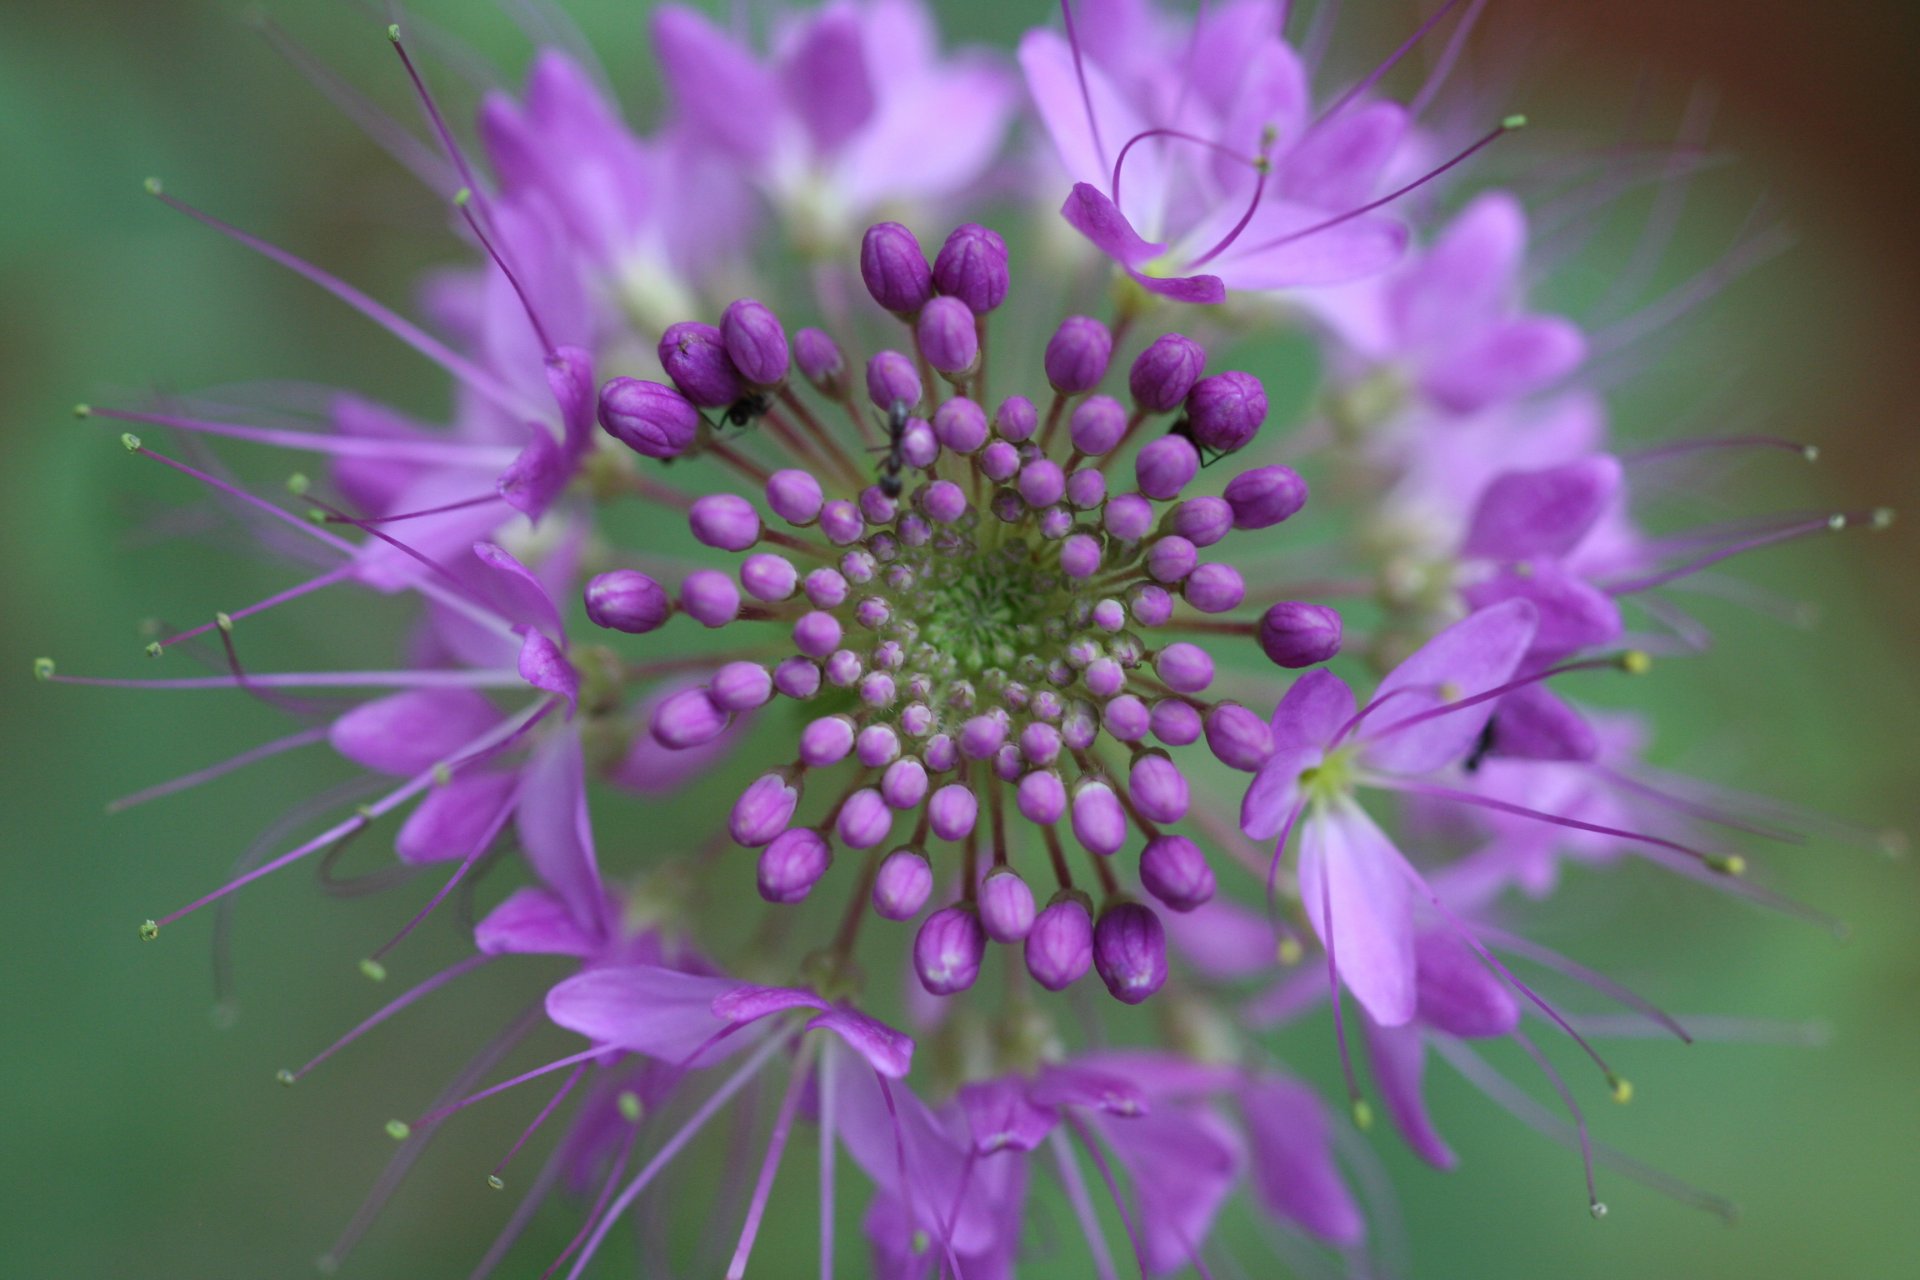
1135;435;1199;500
1060;533;1103;579
1139;835;1215;912
1017;769;1068;824
924;733;958;772
740;553;797;602
651;687;730;749
1170;496;1233;548
800;714;855;766
598;378;700;459
917;296;979;377
1018;459;1066;508
856;724;901;768
1071;781;1128;856
933;397;988;453
1020;722;1063;765
928;783;979;841
1069;395;1126;456
873;848;934;919
866;350;923;412
680;570;740;628
1183;563;1246;614
658;321;744;407
793;610;843;658
1105;493;1154;540
1066;468;1107;509
1224;465;1308;529
979;868;1037;942
1146;536;1198;584
1129;582;1173;626
1129;333;1206;412
820;500;864;545
979;440;1020;483
758;827;831;903
1084;657;1125;698
1259;601;1343;668
720;298;790;389
933;223;1010;314
764;469;824;526
1026;892;1094;990
1103;694;1149;742
837;788;893;849
795;327;848;398
730;773;798;846
924;480;968;523
1153;642;1214;694
959;715;1007;760
881;757;929;809
1128;753;1190;823
915;905;985;994
1205;703;1275;771
1045;316;1113;394
1151;698;1202;746
994;396;1038;442
1185;371;1267;453
825;649;863;688
689;493;761;552
861;221;935;315
1093;901;1168;1003
711;661;773;711
773;657;821;700
584;570;670;634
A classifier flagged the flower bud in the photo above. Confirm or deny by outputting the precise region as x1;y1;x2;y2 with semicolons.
1205;702;1275;771
598;378;699;459
873;848;934;919
933;397;989;453
1186;371;1267;453
658;321;744;407
979;868;1037;943
1025;892;1094;990
679;570;739;628
1018;459;1066;509
1016;769;1068;824
881;757;929;809
1150;698;1202;746
928;783;979;841
1129;753;1190;823
932;222;1010;313
794;327;848;398
765;469;824;525
758;827;831;903
1152;642;1213;695
866;350;923;411
1139;835;1215;911
730;774;798;847
1105;494;1154;540
917;296;979;377
1182;563;1245;614
915;905;985;994
860;221;934;314
1170;496;1233;547
1128;333;1206;412
651;687;730;749
1093;901;1168;1004
923;480;968;523
994;396;1038;442
584;570;670;634
1127;435;1196;503
1224;464;1307;529
1060;533;1103;579
793;610;843;658
1258;601;1343;668
799;715;855;767
1146;536;1197;584
739;553;797;602
1070;781;1128;856
720;298;790;389
1044;316;1113;393
688;493;761;552
710;661;773;713
1069;395;1126;455
836;788;893;849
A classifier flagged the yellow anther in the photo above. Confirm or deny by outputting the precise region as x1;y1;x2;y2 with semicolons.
1619;650;1652;675
1350;1098;1374;1130
1276;936;1304;966
33;657;55;681
359;957;388;983
1609;1075;1634;1104
385;1119;411;1141
138;919;160;942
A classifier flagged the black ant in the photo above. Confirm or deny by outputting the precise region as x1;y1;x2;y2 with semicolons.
1463;717;1499;774
873;400;909;498
718;391;773;431
1168;415;1234;468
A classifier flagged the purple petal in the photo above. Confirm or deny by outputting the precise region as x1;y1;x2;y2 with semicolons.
1060;182;1161;269
328;396;430;514
1298;800;1417;1027
1096;1104;1244;1275
959;1078;1059;1153
834;1055;995;1253
711;983;827;1024
1018;30;1153;193
1029;1063;1148;1116
1278;100;1408;210
780;10;876;155
808;1006;915;1079
514;730;607;940
1389;192;1526;350
1163;896;1281;981
395;769;516;864
1463;563;1622;655
1422;315;1587;414
545;964;742;1060
1485;684;1599;762
1360;599;1538;776
516;630;580;710
1461;455;1623;563
1413;929;1520;1038
1363;1019;1456;1169
544;345;597;456
650;6;780;162
329;688;503;777
1127;266;1227;304
475;885;600;957
1210;211;1407;291
834;58;1016;211
496;423;566;521
1241;1077;1366;1245
471;541;567;641
1269;667;1357;753
1241;743;1317;840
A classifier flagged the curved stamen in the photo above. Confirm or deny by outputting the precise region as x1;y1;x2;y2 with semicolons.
1476;925;1692;1044
1605;510;1889;597
153;568;353;654
454;188;558;359
1315;0;1469;126
282;953;492;1084
80;404;519;468
1109;127;1259;210
725;1040;819;1278
1510;1030;1605;1216
1187;135;1276;269
108;726;327;812
1060;0;1109;171
490;1063;587;1187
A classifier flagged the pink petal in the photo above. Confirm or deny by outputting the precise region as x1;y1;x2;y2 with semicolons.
395;769;516;864
515;730;607;940
1360;598;1538;776
1389;192;1527;350
1363;1019;1456;1169
1269;667;1357;752
1298;800;1417;1026
649;6;780;163
1422;315;1587;413
779;11;876;155
1463;563;1622;656
329;688;503;777
471;540;567;641
1242;1076;1366;1244
1413;929;1520;1038
1461;455;1623;562
475;885;600;957
1241;743;1317;839
808;1006;915;1079
545;964;741;1059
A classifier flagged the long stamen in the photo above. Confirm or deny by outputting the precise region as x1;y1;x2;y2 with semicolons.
107;726;327;812
1365;653;1643;745
1187;132;1276;269
1109;127;1258;210
1049;1128;1121;1280
43;667;524;692
1605;509;1892;596
365;790;515;965
537;1098;647;1280
1059;0;1109;171
453;188;558;358
79;404;519;468
386;26;498;224
280;953;492;1084
1621;433;1819;464
817;1042;837;1280
1316;848;1370;1123
1476;925;1693;1044
1408;0;1487;119
1510;1031;1605;1217
324;492;506;527
725;1040;818;1278
144;181;532;417
1066;1114;1151;1274
1242;116;1527;258
1315;0;1469;125
152;567;353;653
490;1063;587;1187
413;1047;606;1129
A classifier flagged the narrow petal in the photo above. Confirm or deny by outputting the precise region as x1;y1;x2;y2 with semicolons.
1060;182;1162;268
1241;744;1316;839
1241;1077;1366;1245
1389;192;1526;350
1097;1104;1244;1275
329;688;503;776
960;1078;1058;1153
650;6;780;162
1422;315;1587;413
1485;684;1600;762
1030;1064;1148;1116
516;629;580;710
1269;667;1357;752
495;422;565;520
1127;266;1226;304
1361;598;1538;775
809;1006;915;1079
1463;563;1622;655
395;769;517;864
1298;800;1417;1027
1413;930;1520;1038
780;10;876;156
1278;101;1409;209
475;885;599;957
471;540;567;641
514;729;606;938
835;60;1015;210
545;964;741;1059
1461;455;1623;562
1365;1019;1456;1168
1163;895;1284;981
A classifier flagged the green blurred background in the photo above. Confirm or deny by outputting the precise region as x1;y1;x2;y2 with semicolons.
2;1;1914;1276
